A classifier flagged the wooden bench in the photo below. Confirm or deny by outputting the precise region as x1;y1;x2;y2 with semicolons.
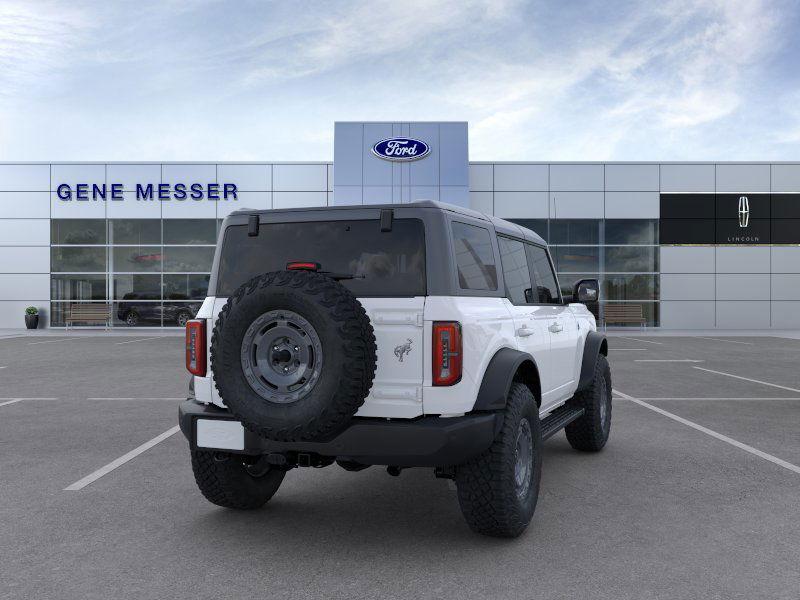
603;304;646;328
65;303;112;329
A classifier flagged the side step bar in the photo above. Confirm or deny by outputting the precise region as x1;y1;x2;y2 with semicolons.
541;405;585;440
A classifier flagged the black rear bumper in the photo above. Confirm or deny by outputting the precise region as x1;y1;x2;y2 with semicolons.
178;399;498;467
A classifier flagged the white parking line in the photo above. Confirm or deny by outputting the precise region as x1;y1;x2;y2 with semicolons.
693;367;800;393
86;397;185;401
115;337;163;345
28;337;91;345
617;336;663;345
635;359;704;363
614;389;800;475
695;337;753;345
635;397;800;401
0;365;7;369
0;397;58;406
64;426;180;491
609;348;648;351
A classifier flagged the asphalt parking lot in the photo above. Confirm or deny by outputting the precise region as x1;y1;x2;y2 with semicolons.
1;332;799;600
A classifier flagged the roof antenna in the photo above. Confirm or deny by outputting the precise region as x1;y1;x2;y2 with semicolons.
248;214;259;237
380;208;393;232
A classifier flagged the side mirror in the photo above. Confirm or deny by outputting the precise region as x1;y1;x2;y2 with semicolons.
573;279;599;304
524;288;534;303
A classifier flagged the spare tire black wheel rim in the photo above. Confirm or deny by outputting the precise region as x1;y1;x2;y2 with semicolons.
514;418;533;500
240;309;324;404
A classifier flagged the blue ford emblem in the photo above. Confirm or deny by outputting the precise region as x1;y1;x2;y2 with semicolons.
372;137;430;162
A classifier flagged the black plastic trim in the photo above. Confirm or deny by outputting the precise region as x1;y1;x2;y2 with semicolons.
577;331;607;391
179;400;498;467
473;348;538;411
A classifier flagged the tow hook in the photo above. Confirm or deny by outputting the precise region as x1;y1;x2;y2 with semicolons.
386;465;403;477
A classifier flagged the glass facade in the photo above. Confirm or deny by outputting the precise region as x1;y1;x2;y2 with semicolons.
511;219;660;326
50;219;217;327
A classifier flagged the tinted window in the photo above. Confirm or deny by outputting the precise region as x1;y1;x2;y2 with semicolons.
605;246;659;272
112;246;161;272
498;237;532;304
51;219;106;245
551;246;600;272
549;220;600;245
51;247;106;272
525;244;560;304
163;219;217;244
451;222;498;291
163;246;215;272
110;220;161;245
604;220;659;245
217;219;426;297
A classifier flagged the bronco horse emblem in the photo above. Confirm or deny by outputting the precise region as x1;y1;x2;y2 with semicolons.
394;338;413;362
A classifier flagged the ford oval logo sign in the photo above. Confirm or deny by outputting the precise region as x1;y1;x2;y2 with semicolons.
372;137;430;162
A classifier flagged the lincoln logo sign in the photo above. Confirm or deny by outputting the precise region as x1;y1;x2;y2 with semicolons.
738;195;750;228
372;137;430;162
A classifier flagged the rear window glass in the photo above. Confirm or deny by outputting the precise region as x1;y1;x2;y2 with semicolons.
216;219;426;297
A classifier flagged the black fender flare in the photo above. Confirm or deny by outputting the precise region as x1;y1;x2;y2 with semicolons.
577;331;608;391
473;348;541;411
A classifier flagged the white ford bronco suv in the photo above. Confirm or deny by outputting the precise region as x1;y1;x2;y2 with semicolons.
179;201;611;537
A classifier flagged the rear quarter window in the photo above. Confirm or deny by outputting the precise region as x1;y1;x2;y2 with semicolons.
451;222;498;291
215;218;426;297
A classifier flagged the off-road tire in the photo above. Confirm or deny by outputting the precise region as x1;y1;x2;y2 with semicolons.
455;383;542;538
191;450;285;509
211;270;377;442
565;354;612;452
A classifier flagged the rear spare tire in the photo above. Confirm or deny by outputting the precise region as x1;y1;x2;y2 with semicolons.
211;270;377;442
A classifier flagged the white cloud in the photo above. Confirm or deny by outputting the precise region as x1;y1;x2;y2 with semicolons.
0;2;92;96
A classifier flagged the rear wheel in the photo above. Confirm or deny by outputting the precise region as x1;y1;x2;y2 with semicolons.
125;311;138;326
565;354;612;452
455;383;542;537
191;450;285;509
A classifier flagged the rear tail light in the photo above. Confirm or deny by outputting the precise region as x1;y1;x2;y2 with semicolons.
433;321;462;386
186;319;206;377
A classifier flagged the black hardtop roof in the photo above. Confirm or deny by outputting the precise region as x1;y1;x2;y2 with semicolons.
228;200;547;246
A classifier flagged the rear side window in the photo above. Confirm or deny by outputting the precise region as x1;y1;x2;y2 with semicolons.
451;222;497;291
498;236;532;304
525;244;561;304
216;219;425;297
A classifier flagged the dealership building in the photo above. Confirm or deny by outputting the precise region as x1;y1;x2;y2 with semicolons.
1;121;799;330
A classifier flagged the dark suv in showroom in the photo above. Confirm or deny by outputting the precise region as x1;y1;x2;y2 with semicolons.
117;293;199;327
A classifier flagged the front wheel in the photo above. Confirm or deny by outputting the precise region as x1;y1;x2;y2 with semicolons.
455;383;542;537
191;450;286;509
125;311;139;326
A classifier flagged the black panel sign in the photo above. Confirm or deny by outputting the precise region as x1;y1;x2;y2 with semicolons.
772;194;800;219
659;194;715;219
716;219;770;244
660;194;800;244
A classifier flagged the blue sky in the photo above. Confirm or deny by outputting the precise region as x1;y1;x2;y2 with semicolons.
1;0;798;161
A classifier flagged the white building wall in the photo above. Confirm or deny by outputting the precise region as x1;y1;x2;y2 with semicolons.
0;161;799;329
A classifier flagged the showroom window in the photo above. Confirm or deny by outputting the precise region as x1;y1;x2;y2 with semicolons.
50;219;218;327
511;218;660;326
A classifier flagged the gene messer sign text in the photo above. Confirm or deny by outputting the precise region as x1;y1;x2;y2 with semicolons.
56;182;238;202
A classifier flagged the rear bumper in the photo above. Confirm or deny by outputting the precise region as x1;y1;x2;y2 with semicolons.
178;399;498;467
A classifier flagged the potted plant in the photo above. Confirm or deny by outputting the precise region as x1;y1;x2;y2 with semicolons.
24;306;39;330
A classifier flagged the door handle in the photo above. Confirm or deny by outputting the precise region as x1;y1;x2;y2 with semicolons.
548;322;563;334
516;325;534;337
